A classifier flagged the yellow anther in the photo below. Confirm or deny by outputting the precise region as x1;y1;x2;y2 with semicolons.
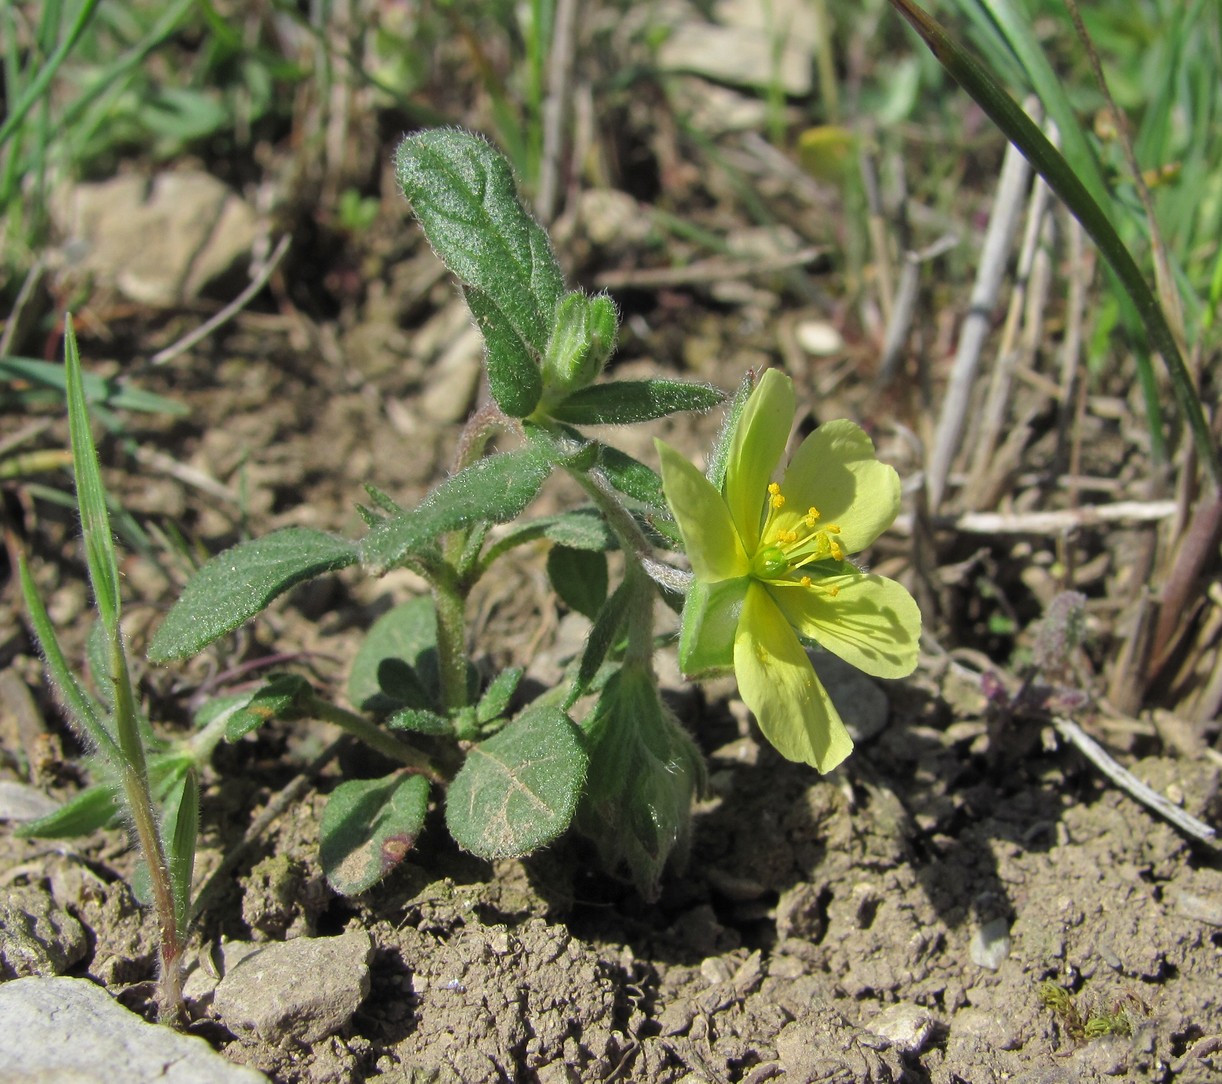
800;576;812;587
825;584;839;597
804;512;819;528
781;529;798;544
830;541;843;560
808;506;820;520
825;523;841;534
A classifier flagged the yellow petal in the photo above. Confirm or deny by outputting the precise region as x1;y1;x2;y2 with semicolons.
656;440;748;582
724;369;794;555
733;582;853;772
771;572;921;679
779;419;900;554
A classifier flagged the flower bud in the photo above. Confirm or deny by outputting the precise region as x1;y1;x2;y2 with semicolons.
541;292;619;399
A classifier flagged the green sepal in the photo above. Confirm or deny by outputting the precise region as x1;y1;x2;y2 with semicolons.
679;577;747;676
320;771;431;895
148;528;360;662
445;703;587;859
540;291;618;400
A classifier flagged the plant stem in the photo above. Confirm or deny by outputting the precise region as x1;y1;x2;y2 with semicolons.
431;578;471;713
109;635;184;1023
307;695;446;782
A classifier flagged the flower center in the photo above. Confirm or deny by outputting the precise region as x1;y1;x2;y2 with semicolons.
751;482;844;580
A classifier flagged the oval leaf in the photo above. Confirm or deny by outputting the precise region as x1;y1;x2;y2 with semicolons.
320;772;431;896
148;529;359;662
445;704;587;859
547;546;608;620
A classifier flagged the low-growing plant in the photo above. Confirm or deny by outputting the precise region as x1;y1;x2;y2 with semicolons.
19;131;922;1019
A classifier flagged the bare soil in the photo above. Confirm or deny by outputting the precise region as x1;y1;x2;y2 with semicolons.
3;42;1221;1083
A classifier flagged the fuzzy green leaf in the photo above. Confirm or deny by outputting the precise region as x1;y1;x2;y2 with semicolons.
386;707;452;735
445;703;587;859
547;546;608;620
224;673;313;741
320;771;431;895
465;286;544;417
549;379;724;426
395;130;563;417
148;529;360;661
359;445;552;575
347;597;442;713
14;781;121;839
477;667;524;725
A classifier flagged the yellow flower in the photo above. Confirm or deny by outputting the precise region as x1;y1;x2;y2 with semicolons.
655;370;920;772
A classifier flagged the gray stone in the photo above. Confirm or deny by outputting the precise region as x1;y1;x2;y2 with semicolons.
970;917;1012;970
0;976;268;1083
811;652;891;742
53;171;257;307
0;886;88;978
212;929;373;1044
868;1002;938;1054
0;781;61;822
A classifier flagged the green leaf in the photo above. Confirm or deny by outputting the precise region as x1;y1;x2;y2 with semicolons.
148;528;360;661
465;286;544;417
566;575;634;708
64;317;120;631
0;356;187;415
18;555;115;758
445;703;587;859
477;667;524;724
395;130;564;417
320;771;431;895
348;597;442;713
161;767;199;934
359;445;552;575
386;707;452;735
480;508;615;568
576;665;706;899
224;673;313;741
14;781;121;839
549;379;724;426
596;445;666;507
547;546;608;620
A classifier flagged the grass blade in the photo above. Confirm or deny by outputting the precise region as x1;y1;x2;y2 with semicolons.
886;0;1221;491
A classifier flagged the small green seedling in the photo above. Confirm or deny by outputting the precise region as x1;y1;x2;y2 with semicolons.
1037;980;1145;1044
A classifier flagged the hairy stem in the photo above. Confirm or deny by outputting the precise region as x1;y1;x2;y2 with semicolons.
307;696;447;782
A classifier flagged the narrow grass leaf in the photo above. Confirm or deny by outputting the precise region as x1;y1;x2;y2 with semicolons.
18;554;115;757
63;317;120;629
887;0;1221;489
160;767;199;934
